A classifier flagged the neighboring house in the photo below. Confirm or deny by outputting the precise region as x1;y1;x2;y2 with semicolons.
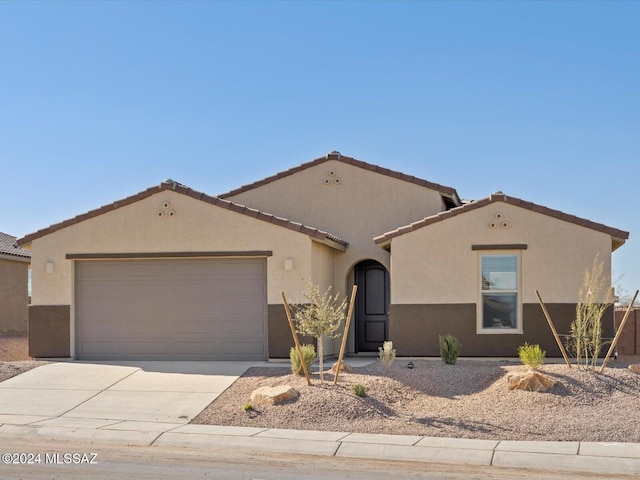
17;152;629;360
0;232;31;332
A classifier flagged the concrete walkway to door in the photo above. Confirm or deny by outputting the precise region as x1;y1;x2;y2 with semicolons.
0;361;256;431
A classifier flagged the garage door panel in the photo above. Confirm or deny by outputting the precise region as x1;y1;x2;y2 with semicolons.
222;341;266;356
120;282;172;299
121;262;168;277
120;301;175;316
221;279;264;296
78;263;121;277
172;300;220;315
173;342;217;355
125;320;171;335
79;320;122;336
126;342;169;355
221;301;265;315
75;258;268;360
77;300;123;318
77;280;123;299
173;282;220;298
79;342;122;355
222;320;265;335
177;320;219;334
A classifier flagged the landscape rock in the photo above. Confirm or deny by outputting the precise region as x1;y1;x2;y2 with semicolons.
629;364;640;374
329;361;352;373
251;385;299;405
506;370;557;392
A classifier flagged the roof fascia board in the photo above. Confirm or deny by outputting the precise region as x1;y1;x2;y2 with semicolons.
0;253;31;263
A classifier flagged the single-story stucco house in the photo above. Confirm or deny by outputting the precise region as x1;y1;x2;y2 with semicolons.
0;232;31;332
18;152;629;360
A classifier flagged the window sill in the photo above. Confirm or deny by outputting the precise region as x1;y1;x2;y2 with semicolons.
477;328;523;335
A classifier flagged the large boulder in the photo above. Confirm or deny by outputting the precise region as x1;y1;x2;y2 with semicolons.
251;385;299;405
629;364;640;374
507;370;557;392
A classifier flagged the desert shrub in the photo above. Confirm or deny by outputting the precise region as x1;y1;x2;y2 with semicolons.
518;343;545;370
566;255;615;371
439;334;461;365
243;402;254;412
290;344;316;375
378;341;396;373
351;384;367;397
294;282;347;383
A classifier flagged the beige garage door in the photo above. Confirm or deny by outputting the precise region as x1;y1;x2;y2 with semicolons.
75;258;268;360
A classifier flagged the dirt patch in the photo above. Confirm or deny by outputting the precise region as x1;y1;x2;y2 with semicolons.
192;356;640;443
0;332;47;382
0;331;30;361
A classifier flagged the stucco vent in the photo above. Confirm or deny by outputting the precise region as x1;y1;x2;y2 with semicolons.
501;222;509;229
334;178;341;185
489;222;497;229
495;213;503;219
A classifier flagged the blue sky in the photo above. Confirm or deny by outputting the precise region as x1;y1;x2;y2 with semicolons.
1;1;638;295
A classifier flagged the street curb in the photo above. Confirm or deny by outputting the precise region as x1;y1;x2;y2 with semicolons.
1;423;638;476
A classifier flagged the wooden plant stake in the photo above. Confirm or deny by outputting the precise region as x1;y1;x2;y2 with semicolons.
599;289;639;373
536;290;572;368
333;285;358;385
281;291;311;386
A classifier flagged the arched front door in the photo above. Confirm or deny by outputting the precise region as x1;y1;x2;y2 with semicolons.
355;260;389;352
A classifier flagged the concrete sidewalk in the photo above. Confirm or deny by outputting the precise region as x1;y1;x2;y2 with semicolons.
0;422;638;477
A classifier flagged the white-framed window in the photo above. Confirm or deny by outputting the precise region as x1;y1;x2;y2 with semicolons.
477;253;522;334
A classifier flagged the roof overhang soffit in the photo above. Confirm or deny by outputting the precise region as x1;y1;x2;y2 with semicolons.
312;237;348;252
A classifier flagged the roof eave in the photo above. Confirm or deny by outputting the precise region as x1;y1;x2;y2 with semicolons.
312;236;348;252
612;236;626;252
0;252;31;263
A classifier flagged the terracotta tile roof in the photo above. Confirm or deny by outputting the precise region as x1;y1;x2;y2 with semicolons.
0;232;31;259
219;151;462;207
17;180;349;251
374;192;629;250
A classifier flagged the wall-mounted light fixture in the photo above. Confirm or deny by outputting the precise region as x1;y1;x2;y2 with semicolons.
284;258;294;271
45;261;55;274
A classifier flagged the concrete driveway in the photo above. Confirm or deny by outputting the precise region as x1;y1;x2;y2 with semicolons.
0;361;255;430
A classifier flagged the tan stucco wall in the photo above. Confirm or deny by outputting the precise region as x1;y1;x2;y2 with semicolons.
310;241;336;295
0;258;29;331
224;160;447;291
390;202;613;304
29;190;322;308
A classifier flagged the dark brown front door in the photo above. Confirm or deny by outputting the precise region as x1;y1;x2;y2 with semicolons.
355;260;389;352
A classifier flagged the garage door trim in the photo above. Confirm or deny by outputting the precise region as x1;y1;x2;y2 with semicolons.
74;257;268;361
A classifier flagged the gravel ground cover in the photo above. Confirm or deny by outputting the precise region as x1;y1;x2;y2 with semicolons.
192;356;640;443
